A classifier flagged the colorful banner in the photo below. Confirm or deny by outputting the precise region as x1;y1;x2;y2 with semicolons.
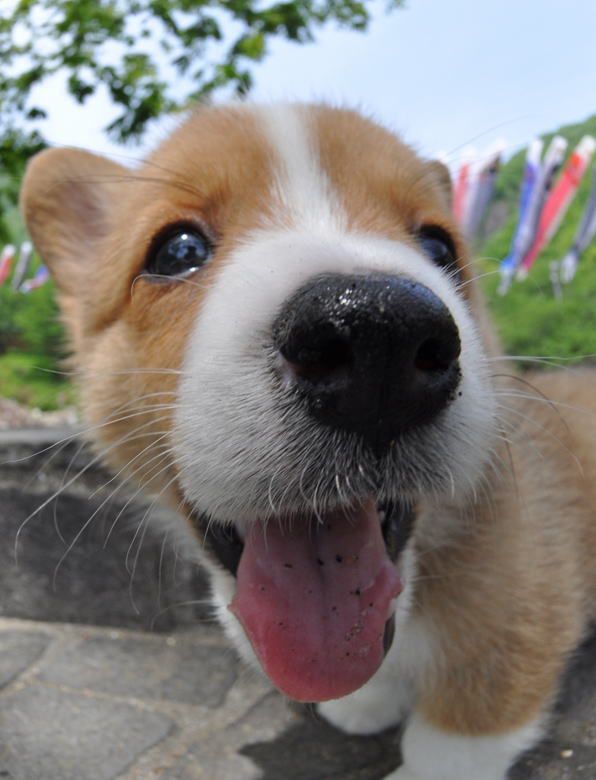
0;244;16;286
10;241;33;291
518;135;595;279
20;265;50;293
498;139;544;293
498;136;566;294
463;144;504;241
453;148;475;225
560;167;596;283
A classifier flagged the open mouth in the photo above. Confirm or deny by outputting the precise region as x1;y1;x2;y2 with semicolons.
192;498;415;703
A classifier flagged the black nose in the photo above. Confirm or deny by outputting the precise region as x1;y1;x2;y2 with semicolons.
273;273;461;452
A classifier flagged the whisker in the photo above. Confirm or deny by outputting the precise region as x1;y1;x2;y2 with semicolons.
126;467;189;611
51;440;175;591
495;402;583;475
14;419;174;564
156;530;170;612
149;599;214;632
494;389;595;419
486;354;594;366
492;372;572;432
101;445;176;549
25;366;186;378
87;421;173;499
3;394;178;468
456;268;501;291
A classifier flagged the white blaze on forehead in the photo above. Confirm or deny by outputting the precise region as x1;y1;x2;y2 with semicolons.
258;104;346;232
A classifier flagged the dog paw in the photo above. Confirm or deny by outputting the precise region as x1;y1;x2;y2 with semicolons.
317;676;410;735
318;696;403;735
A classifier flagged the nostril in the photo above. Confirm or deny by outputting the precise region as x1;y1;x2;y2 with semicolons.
415;338;452;373
285;332;353;386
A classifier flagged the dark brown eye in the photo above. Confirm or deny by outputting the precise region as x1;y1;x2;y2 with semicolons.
146;225;212;277
416;226;458;273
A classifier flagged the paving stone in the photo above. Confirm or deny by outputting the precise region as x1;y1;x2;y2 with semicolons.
0;630;50;688
39;631;236;708
163;693;293;780
0;685;174;780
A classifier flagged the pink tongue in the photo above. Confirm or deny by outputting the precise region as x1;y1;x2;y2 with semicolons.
229;499;402;702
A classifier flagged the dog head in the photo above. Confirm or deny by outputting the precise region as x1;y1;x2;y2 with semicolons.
21;103;498;702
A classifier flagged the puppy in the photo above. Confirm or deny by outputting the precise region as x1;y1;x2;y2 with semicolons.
20;103;596;780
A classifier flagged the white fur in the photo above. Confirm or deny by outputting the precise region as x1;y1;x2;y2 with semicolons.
260;103;345;232
383;713;544;780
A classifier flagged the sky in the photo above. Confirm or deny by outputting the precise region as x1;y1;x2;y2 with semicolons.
34;0;596;168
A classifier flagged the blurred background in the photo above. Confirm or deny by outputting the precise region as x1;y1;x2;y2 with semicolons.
1;0;596;425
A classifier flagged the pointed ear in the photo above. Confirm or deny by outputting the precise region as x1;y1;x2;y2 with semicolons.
426;160;453;211
19;147;129;299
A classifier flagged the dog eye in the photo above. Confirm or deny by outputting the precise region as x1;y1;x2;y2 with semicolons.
146;226;212;277
416;226;457;272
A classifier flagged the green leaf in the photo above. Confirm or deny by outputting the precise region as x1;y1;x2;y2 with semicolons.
0;0;402;142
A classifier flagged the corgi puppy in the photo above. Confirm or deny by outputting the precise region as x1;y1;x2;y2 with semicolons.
20;103;596;780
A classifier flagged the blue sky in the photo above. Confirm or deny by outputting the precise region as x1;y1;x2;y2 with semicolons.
37;0;596;166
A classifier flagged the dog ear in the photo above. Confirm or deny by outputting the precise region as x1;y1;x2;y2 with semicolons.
426;160;453;211
20;147;128;298
20;148;129;349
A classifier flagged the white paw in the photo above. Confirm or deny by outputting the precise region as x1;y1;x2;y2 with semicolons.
382;767;423;780
317;672;412;735
318;694;406;735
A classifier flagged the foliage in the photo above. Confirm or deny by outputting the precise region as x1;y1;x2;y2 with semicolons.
0;0;403;143
0;250;69;409
0;265;65;357
0;128;45;243
0;350;74;410
480;113;596;363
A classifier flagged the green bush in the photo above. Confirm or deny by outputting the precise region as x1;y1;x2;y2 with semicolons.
0;350;74;410
0;273;66;359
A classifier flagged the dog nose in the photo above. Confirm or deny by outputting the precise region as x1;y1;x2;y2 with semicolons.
273;273;461;452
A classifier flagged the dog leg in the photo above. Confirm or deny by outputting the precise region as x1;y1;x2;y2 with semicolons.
383;712;543;780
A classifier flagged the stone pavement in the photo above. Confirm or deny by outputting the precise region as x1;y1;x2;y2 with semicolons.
1;429;596;779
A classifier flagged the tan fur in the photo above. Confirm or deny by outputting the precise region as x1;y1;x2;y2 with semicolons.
19;103;596;747
418;369;596;734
